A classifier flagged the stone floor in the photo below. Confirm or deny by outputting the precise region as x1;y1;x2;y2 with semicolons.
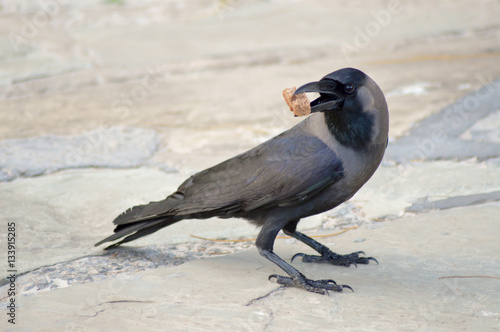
1;1;500;330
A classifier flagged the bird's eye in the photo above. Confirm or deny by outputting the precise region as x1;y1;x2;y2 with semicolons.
344;83;356;94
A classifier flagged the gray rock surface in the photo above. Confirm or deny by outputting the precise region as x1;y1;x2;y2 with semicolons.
385;78;500;162
0;126;160;181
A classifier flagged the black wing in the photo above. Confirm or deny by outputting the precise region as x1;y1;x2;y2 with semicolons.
169;128;344;216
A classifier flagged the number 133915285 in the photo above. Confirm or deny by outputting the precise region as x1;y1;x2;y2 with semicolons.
7;222;15;268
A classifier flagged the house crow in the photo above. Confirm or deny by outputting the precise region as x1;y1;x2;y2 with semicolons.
96;67;389;294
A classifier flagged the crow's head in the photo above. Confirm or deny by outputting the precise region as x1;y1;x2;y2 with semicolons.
295;67;389;149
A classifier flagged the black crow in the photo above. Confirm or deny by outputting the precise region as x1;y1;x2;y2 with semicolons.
96;67;389;294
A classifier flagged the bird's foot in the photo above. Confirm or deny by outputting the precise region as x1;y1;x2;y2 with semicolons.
291;250;378;267
268;273;352;294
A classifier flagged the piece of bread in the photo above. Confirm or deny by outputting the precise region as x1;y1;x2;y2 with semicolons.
282;87;311;117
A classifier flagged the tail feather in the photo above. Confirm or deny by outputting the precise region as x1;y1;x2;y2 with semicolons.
113;199;177;226
94;220;151;247
95;198;183;249
95;217;179;249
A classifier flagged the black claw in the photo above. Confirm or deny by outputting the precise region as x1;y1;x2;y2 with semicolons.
291;253;305;262
268;273;346;294
341;284;354;292
292;249;377;267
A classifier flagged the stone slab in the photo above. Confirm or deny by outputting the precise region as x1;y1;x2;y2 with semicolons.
6;203;499;331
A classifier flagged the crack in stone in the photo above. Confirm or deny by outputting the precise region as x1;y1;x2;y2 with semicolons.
78;308;105;318
97;300;155;306
245;286;284;307
263;311;275;331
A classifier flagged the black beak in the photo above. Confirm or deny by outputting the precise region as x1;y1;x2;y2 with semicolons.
294;80;344;113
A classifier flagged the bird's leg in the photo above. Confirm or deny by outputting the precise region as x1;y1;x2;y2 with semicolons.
257;220;350;294
259;249;350;294
282;225;378;267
